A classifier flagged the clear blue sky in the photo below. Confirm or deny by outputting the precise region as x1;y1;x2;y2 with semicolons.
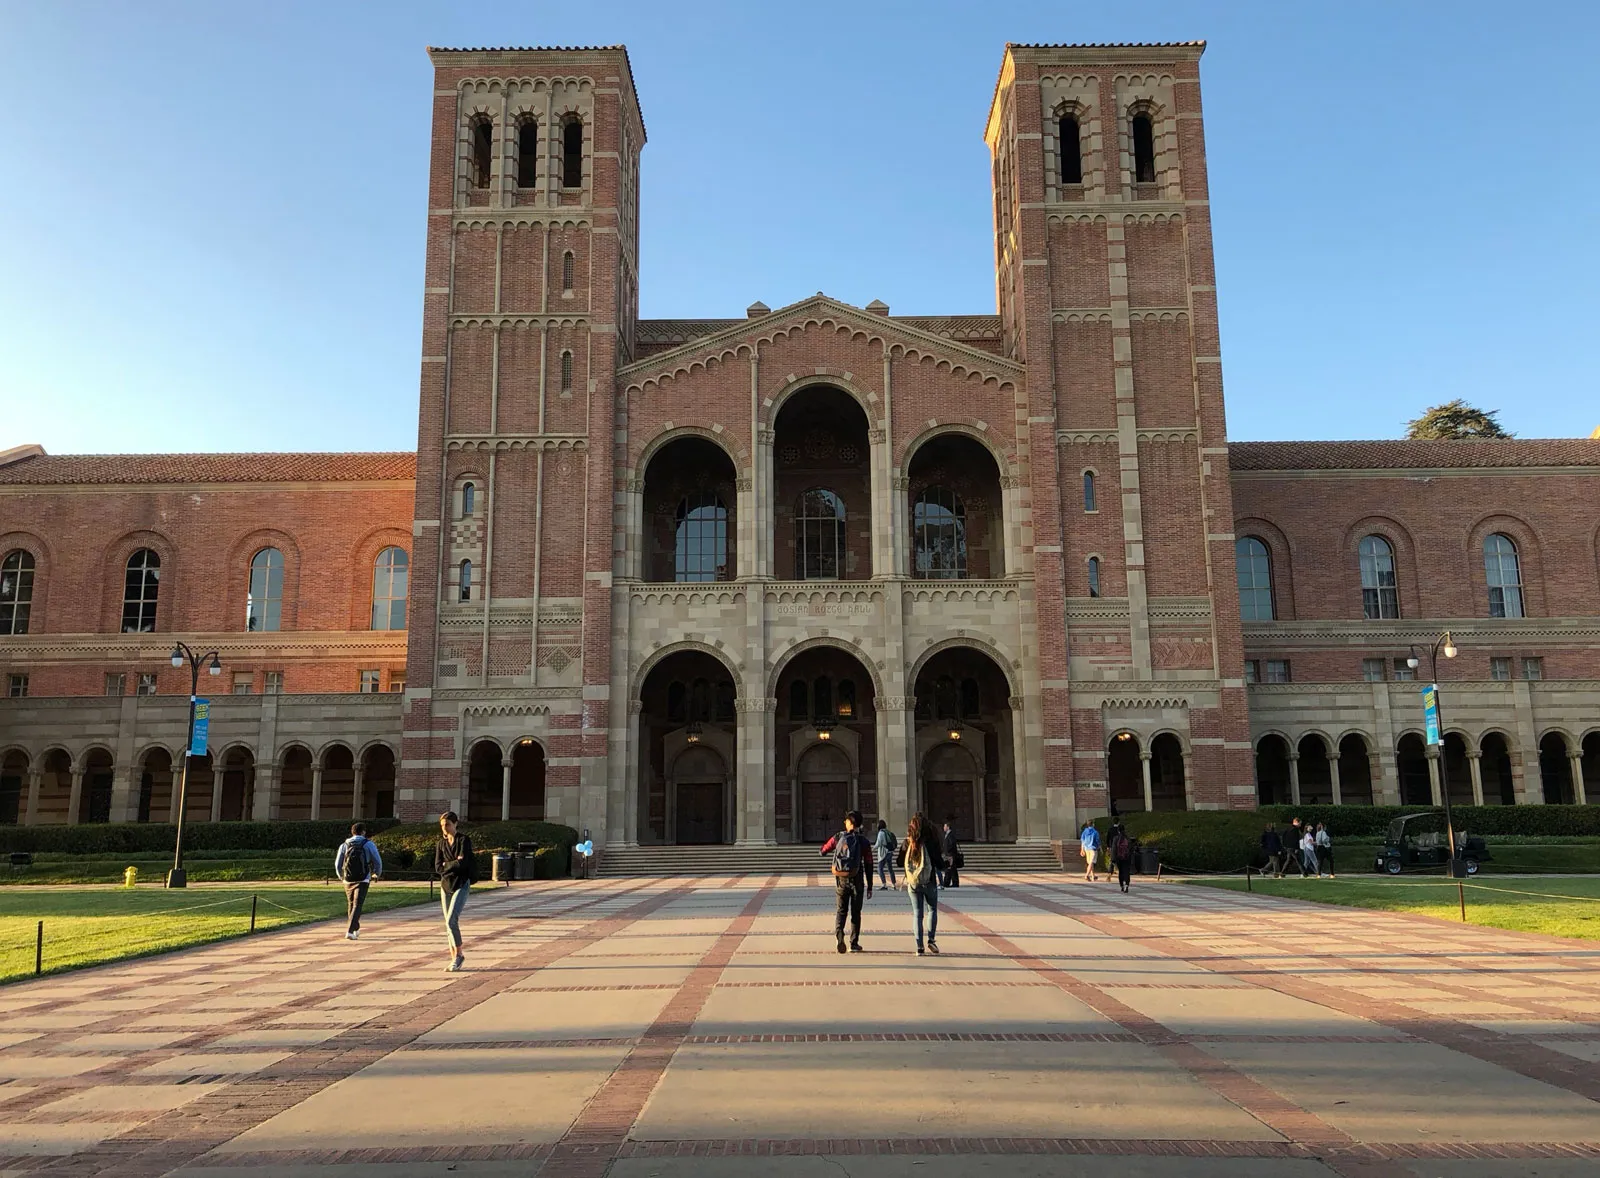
3;1;1597;454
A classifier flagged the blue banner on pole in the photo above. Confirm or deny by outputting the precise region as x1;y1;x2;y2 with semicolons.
190;699;210;757
1421;684;1441;746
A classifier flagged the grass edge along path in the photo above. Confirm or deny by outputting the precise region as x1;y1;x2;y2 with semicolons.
1191;875;1600;941
0;884;435;983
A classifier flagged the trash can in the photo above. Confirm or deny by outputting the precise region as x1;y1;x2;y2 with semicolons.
123;866;138;888
490;852;514;883
1137;847;1160;875
516;842;543;880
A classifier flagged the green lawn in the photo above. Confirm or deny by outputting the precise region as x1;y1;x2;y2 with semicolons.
3;850;443;886
0;884;434;982
1193;876;1600;941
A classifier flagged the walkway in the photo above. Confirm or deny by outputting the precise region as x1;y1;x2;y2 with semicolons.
0;875;1597;1176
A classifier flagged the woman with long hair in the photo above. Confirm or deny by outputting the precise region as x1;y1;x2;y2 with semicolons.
903;812;943;956
434;811;476;972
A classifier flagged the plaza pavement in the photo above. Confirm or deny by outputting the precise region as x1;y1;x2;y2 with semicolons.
0;874;1597;1177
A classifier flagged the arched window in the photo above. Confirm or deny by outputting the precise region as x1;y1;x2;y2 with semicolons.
933;675;958;720
561;250;575;291
562;118;583;187
246;548;284;632
1484;534;1524;618
1359;535;1399;620
788;679;808;721
0;550;35;635
122;549;161;633
837;679;856;719
560;350;573;394
1082;471;1097;512
371;547;408;631
690;678;711;722
516;119;538;187
458;560;472;603
460;482;475;517
1235;537;1274;621
470;117;493;187
813;676;833;721
795;488;845;580
667;681;687;723
1132;113;1156;184
674;492;728;583
960;677;980;718
912;486;967;579
1059;114;1083;185
715;681;735;722
1087;555;1101;598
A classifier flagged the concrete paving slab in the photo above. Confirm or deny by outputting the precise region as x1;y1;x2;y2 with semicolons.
421;988;672;1043
138;1050;290;1077
0;1122;139;1156
211;1027;344;1048
43;1082;223;1112
691;981;1118;1036
53;1031;196;1052
0;1054;122;1079
175;1165;536;1178
610;1159;1339;1178
1109;985;1400;1038
573;934;722;957
1535;1037;1600;1062
510;963;696;990
634;1040;1282;1141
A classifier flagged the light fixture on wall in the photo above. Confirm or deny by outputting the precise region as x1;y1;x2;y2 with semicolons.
1116;731;1133;742
685;721;702;745
814;718;835;742
947;726;962;742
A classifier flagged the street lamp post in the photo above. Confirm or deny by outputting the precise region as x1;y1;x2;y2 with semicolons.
167;642;222;889
1407;630;1463;877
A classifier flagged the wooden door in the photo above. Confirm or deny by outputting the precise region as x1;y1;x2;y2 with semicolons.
925;779;976;842
801;781;847;843
675;781;724;845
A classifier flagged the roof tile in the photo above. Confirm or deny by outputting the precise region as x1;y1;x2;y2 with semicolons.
0;452;416;486
1229;439;1600;471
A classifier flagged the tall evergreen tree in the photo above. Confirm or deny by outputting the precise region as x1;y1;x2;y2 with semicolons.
1405;400;1512;439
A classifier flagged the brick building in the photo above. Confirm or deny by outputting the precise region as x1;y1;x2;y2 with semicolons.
1;42;1595;839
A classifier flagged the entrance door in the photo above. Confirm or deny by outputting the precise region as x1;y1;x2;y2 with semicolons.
801;781;848;843
674;781;724;845
925;779;976;841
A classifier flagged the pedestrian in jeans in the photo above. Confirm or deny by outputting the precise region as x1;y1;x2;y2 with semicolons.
873;819;898;889
1315;823;1334;877
1109;822;1134;894
1299;827;1320;877
334;822;383;940
941;818;962;888
434;811;476;972
1285;818;1307;876
1079;821;1101;882
821;810;873;953
903;812;943;956
1260;824;1284;878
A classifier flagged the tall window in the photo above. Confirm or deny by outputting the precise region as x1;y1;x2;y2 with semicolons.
561;250;575;291
560;350;574;393
1087;555;1101;598
813;676;833;721
795;488;846;580
371;547;408;631
667;681;687;723
458;560;473;602
1484;533;1524;618
1131;113;1156;183
1235;537;1274;621
470;117;493;187
1059;114;1083;184
1359;535;1399;619
461;481;476;517
912;487;967;578
788;679;808;721
1082;471;1097;512
122;549;160;633
246;548;284;632
516;119;538;187
674;492;729;582
0;550;34;635
562;118;583;187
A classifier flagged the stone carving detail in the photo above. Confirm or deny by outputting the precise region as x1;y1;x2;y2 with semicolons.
541;647;576;673
1151;637;1213;670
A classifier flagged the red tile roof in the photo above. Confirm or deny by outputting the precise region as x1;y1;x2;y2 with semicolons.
0;451;417;486
1229;439;1600;471
1007;41;1206;49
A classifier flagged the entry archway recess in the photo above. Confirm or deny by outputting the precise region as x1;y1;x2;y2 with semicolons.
776;644;876;844
637;650;737;845
911;646;1017;840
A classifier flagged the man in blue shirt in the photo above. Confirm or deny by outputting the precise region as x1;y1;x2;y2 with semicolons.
334;823;383;940
1079;821;1101;883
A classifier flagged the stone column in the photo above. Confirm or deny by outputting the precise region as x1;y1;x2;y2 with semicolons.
1181;749;1194;811
1570;752;1586;806
1467;751;1485;807
1287;752;1301;806
209;768;223;823
252;761;278;822
500;760;512;822
622;700;643;846
735;696;773;845
877;696;915;834
1425;748;1442;806
1329;756;1342;807
22;771;41;826
1139;750;1153;813
310;764;324;821
67;768;85;826
352;761;366;820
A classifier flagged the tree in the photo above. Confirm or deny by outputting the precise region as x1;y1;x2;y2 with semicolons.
1405;400;1512;440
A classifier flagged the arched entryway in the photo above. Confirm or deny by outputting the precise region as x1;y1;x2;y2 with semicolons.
278;746;314;820
78;748;114;824
138;748;174;823
641;436;737;583
507;740;546;820
1297;735;1333;806
1481;732;1516;805
360;744;396;819
772;386;873;580
1539;733;1575;805
912;646;1016;840
777;644;876;843
218;747;255;822
1109;732;1144;812
0;750;26;825
638;650;738;844
319;745;355;819
1149;733;1186;810
1337;735;1374;805
905;433;1005;578
1396;734;1431;806
1441;733;1473;808
466;739;503;821
1255;735;1291;805
1582;733;1599;805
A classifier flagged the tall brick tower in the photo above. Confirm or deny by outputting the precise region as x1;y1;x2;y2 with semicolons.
986;42;1254;812
399;47;645;826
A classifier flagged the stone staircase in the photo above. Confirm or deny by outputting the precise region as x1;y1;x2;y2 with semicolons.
595;841;1063;878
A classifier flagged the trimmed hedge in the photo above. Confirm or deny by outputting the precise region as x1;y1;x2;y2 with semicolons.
372;820;579;881
2;819;401;856
1257;804;1600;839
1092;812;1263;873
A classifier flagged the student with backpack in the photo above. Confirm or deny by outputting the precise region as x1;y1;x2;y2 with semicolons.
820;810;873;953
902;812;943;955
1109;822;1134;894
434;811;477;972
873;819;898;889
334;822;383;940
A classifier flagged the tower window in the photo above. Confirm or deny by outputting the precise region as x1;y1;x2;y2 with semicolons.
560;350;574;394
562;250;575;291
1059;115;1083;185
1131;113;1156;184
1087;555;1101;598
458;559;472;603
516;120;538;187
470;117;493;187
1235;537;1274;621
562;118;583;188
247;547;284;632
1082;471;1097;513
461;481;476;517
1483;533;1524;618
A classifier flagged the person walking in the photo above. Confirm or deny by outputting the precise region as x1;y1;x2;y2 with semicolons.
434;811;476;972
1315;823;1334;877
1299;826;1320;877
1285;817;1307;876
334;822;383;940
1109;822;1135;893
874;819;898;889
1261;824;1284;878
1079;821;1102;882
903;812;944;956
821;811;873;953
940;818;962;888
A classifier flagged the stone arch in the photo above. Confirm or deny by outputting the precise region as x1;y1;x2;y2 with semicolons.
768;636;883;701
763;373;879;430
1149;727;1190;755
635;424;745;482
907;636;1019;696
899;421;1017;485
634;640;741;700
1342;516;1422;619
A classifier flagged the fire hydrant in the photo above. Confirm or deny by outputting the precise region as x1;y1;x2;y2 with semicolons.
123;867;138;887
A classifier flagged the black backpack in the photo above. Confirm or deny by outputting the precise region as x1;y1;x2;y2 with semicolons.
831;831;864;877
885;830;897;853
340;838;370;883
1112;833;1132;861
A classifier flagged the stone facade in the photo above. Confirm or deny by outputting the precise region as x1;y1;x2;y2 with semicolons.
1;41;1595;836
